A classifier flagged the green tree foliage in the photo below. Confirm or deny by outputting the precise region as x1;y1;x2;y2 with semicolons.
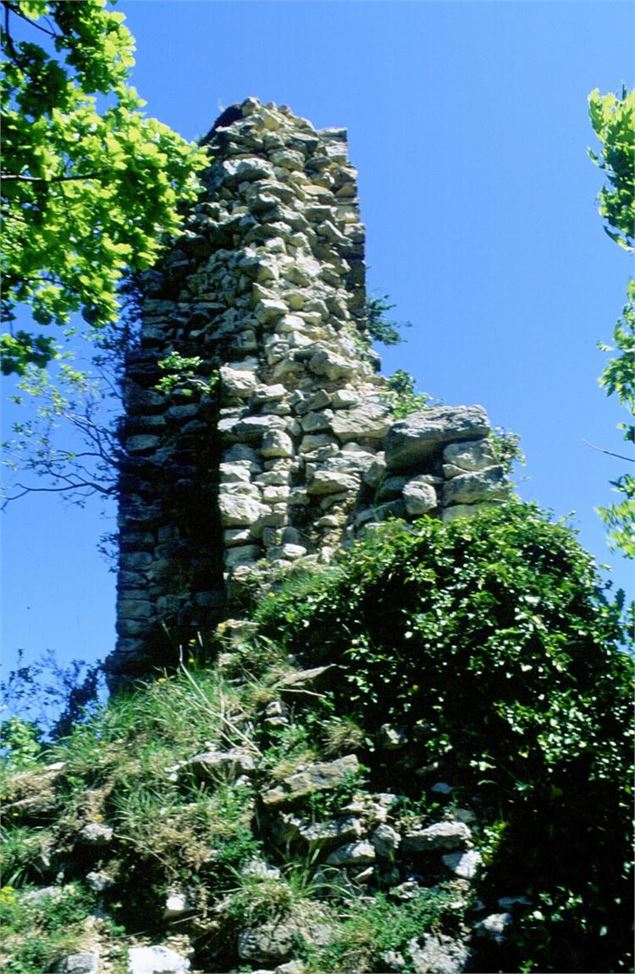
588;87;635;557
0;0;208;374
257;505;633;973
588;88;634;252
364;293;410;346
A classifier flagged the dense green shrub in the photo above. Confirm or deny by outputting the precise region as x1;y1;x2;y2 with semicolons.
256;503;633;972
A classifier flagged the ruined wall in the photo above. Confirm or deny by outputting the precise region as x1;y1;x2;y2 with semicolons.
110;98;508;685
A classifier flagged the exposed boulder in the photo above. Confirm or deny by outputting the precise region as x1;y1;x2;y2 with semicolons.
261;754;359;806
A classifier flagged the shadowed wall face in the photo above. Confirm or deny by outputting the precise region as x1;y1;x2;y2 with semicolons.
111;98;507;686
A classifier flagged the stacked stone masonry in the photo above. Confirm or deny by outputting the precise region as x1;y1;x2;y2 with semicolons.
111;98;509;684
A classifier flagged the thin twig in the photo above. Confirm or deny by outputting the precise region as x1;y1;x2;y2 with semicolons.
582;439;634;464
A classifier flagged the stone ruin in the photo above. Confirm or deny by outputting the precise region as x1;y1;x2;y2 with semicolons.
109;97;509;685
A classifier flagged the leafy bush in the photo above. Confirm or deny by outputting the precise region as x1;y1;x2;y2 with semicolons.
256;503;634;972
384;368;432;418
0;884;97;974
301;886;458;973
364;293;408;346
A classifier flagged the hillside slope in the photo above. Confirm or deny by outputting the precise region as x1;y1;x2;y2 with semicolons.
1;504;632;974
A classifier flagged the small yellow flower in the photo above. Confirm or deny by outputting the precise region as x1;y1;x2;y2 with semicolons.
411;684;420;693
187;657;195;665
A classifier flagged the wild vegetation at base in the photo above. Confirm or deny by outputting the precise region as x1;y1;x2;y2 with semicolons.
1;503;632;974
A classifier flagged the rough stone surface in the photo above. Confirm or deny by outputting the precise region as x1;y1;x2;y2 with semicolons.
475;912;513;944
127;945;190;974
185;748;256;779
371;823;401;858
443;439;496;474
402;476;439;515
442;849;482;879
326;839;376;866
402;820;471;853
56;955;99;974
408;933;470;974
238;923;296;963
442;466;507;507
385;406;491;471
78;822;113;846
110;97;510;685
261;754;359;806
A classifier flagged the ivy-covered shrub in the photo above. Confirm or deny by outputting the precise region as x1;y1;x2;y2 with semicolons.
256;503;633;973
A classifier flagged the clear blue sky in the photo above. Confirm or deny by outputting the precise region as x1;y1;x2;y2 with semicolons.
2;1;633;677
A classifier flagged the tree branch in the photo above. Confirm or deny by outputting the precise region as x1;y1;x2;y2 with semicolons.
583;439;635;464
2;2;60;39
2;171;106;183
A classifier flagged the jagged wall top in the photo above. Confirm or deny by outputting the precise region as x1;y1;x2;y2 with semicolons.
111;98;508;685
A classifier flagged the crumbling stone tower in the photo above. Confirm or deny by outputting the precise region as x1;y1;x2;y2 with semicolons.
110;98;507;685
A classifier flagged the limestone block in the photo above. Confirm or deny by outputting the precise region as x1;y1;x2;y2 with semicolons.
219;494;266;527
79;822;114;845
403;477;439;516
220;364;259;398
262;485;290;504
262;754;359;806
261;430;294;458
318;220;349;247
326;840;376;867
185;748;256;778
118;599;153;621
442;849;482;879
309;347;357;380
119;551;153;571
222;157;275;183
276;312;308;334
363;453;387;487
238;923;295;964
385;405;491;471
225;545;261;568
376;475;409;501
165;403;199;420
266;544;308;561
402;820;471;853
255;466;292;486
221;481;261;498
371;823;401;858
442;466;507;507
224;528;253;547
282;290;305;311
301;410;334;433
56;955;99;974
282;255;321;286
224;443;261;464
126;434;161;454
443;438;496;474
408;933;469;974
220;462;252;483
272;357;304;380
128;945;190;974
256;506;288;528
475;913;513;944
329;402;391;442
331;389;359;408
228;415;287;442
299;433;336;454
307;470;360;496
252;383;287;404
